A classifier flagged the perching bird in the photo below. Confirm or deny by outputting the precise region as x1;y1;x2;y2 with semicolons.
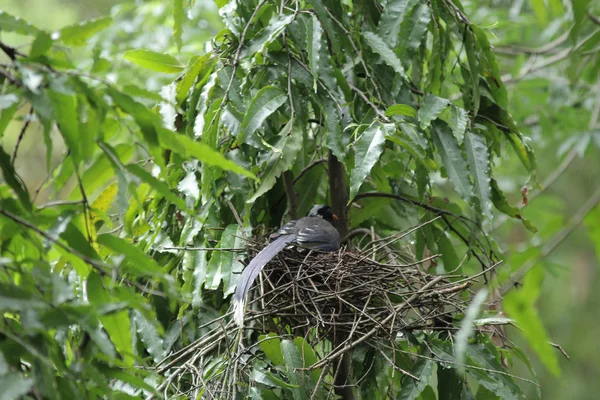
232;204;341;326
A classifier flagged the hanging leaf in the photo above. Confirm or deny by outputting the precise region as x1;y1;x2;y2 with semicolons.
349;122;390;202
396;359;434;400
378;0;420;49
0;11;40;35
464;131;492;220
238;86;287;148
173;0;184;50
363;31;407;78
242;14;295;57
56;16;112;47
306;14;323;89
431;120;473;201
490;179;537;232
123;49;184;73
386;104;417;118
247;120;302;203
418;94;449;129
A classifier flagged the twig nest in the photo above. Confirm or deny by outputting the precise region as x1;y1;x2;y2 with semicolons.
244;237;472;339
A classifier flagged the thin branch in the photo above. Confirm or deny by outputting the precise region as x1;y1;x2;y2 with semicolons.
348;84;389;122
494;31;569;56
502;186;600;293
293;158;327;184
11;107;34;166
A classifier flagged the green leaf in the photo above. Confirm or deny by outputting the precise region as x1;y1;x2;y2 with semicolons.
173;0;184;50
466;342;526;399
30;31;53;57
324;100;345;161
431;120;473;200
0;97;19;138
251;369;300;389
306;14;323;89
0;11;40;35
86;272;134;366
242;14;295;57
386;104;417;118
48;85;80;164
385;134;436;170
0;373;33;400
349;122;390;202
248;120;302;203
418;94;449;129
490;179;537;233
464;131;492;220
238;86;287;148
123;49;184;73
259;333;285;366
397;2;431;58
294;337;321;381
0;148;32;210
363;31;407;78
464;29;481;114
57;16;112;46
205;225;248;293
96;233;165;278
378;0;419;49
157;129;257;180
504;266;561;377
396;359;434;400
440;105;468;143
176;53;215;104
133;310;164;362
455;289;489;373
281;339;309;400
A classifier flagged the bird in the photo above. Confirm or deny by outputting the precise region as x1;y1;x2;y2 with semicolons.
232;204;341;326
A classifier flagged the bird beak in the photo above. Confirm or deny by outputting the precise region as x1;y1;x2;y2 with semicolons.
332;214;339;221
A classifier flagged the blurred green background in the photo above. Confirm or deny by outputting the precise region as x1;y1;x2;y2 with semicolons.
2;0;599;398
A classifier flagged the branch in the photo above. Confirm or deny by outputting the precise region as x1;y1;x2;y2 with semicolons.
502;186;600;293
11;107;34;166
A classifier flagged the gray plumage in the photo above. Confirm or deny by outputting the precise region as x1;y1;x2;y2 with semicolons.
233;205;340;326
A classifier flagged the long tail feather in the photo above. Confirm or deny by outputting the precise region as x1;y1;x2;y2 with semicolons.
233;234;294;326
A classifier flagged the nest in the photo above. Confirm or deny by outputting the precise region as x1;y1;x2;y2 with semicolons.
155;228;492;397
243;237;473;340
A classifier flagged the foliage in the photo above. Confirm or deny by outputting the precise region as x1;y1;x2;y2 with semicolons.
0;0;599;399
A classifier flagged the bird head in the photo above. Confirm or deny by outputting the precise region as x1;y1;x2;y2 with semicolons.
308;204;338;224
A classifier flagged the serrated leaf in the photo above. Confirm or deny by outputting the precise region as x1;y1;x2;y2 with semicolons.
466;342;526;399
57;16;112;46
176;53;215;104
157;129;257;180
123;49;184;73
248;120;302;203
125;164;188;212
464;29;481;114
0;11;40;35
490;179;537;233
363;31;407;78
242;14;295;57
205;225;248;294
349;122;389;202
418;94;449;129
464;131;492;220
173;0;184;50
238;86;286;148
306;14;323;89
385;134;436;170
431;120;473;200
440;105;468;143
386;104;417;118
96;234;166;278
378;0;419;49
86;273;134;367
324;100;345;161
396;359;434;400
397;2;431;59
133;309;164;362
